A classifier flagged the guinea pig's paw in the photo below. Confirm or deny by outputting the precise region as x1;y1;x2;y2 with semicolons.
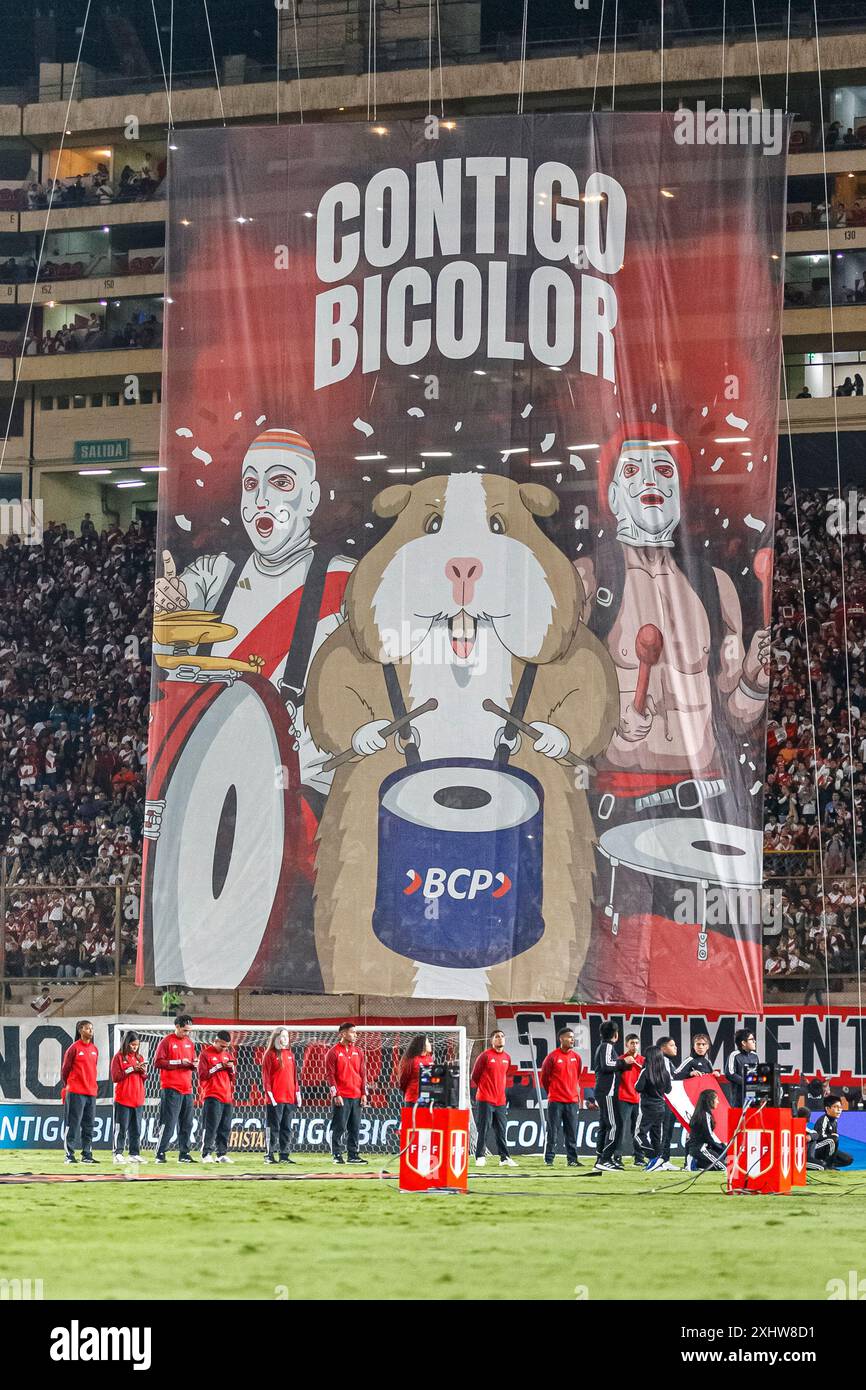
351;719;391;757
529;722;571;759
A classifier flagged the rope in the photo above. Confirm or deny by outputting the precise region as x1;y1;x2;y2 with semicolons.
813;0;864;1029
517;0;529;116
611;0;619;111
150;0;174;129
0;0;94;474
428;0;433;118
720;0;726;107
751;0;764;110
785;0;792;113
276;0;281;124
202;0;226;126
435;0;444;118
291;0;303;123
591;0;606;113
660;0;664;112
367;0;378;122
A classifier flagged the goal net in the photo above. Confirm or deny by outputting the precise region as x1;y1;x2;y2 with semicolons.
131;1023;468;1159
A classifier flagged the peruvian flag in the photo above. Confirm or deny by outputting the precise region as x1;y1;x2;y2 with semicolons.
666;1075;732;1142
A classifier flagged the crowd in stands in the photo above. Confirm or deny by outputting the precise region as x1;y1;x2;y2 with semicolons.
22;311;162;356
24;158;164;211
0;518;153;983
1;488;865;997
763;486;866;997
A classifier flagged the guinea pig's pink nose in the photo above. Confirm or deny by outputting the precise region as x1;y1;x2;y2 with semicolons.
445;557;483;606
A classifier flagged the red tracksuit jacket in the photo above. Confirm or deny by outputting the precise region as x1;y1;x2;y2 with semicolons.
197;1045;235;1103
261;1048;298;1105
325;1043;367;1099
61;1040;99;1097
540;1047;584;1103
110;1050;146;1107
471;1048;513;1106
399;1052;433;1104
153;1034;196;1093
618;1054;644;1104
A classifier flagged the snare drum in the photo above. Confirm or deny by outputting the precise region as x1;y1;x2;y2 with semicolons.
597;816;763;961
139;671;301;988
372;757;544;968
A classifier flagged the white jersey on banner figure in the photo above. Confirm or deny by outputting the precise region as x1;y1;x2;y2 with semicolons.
154;428;354;800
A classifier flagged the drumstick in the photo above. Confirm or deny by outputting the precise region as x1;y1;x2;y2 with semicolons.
481;699;592;774
753;546;773;627
317;698;438;773
634;623;663;716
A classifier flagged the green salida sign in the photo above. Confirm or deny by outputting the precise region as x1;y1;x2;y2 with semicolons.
74;439;130;464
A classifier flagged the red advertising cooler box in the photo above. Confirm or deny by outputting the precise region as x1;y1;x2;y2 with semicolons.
398;1107;470;1193
727;1108;795;1194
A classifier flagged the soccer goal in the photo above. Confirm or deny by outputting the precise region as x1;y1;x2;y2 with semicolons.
132;1023;469;1159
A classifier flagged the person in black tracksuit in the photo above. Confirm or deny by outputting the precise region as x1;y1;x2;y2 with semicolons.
725;1029;759;1108
685;1090;727;1171
593;1023;637;1170
809;1096;853;1169
636;1043;674;1170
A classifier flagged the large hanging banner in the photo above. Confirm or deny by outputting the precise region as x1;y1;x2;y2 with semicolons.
138;114;787;1007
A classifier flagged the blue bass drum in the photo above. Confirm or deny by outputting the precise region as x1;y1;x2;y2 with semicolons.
372;757;544;968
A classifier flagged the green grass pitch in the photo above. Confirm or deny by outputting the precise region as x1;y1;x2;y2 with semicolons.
0;1151;862;1300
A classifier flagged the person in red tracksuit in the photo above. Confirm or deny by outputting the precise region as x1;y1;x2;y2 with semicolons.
471;1029;517;1167
616;1033;648;1167
153;1013;197;1163
61;1019;99;1165
261;1027;301;1165
110;1031;147;1164
325;1022;368;1165
541;1026;584;1167
398;1034;434;1105
198;1030;236;1163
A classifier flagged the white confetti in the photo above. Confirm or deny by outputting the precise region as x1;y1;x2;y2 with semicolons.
362;475;371;483
747;461;753;472
699;448;706;456
520;404;533;419
739;753;746;764
407;407;425;418
568;454;586;472
744;514;764;531
175;427;192;438
365;521;373;528
353;418;374;435
722;518;729;528
704;539;710;547
346;538;356;546
749;761;756;771
556;472;563;485
749;780;762;796
725;412;748;431
256;414;267;426
329;490;335;501
714;507;720;515
650;402;657;414
195;479;204;488
220;517;230;526
233;412;242;421
174;514;192;531
192;446;212;466
701;406;708;416
711;457;724;472
454;421;462;432
540;432;555;452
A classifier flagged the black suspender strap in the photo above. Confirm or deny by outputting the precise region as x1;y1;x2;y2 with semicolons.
382;662;421;767
496;662;538;766
277;546;333;709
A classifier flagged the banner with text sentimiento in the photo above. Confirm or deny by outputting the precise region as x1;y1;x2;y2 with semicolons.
138;113;787;1006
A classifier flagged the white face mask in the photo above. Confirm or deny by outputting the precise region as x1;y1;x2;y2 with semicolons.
608;442;681;547
239;432;321;565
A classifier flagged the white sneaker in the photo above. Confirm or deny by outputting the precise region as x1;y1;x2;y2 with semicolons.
499;1157;518;1167
660;1161;679;1171
201;1154;217;1164
217;1155;234;1164
112;1153;127;1165
474;1156;486;1167
130;1155;147;1164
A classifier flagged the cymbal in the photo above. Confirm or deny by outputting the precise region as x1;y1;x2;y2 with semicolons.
152;610;238;646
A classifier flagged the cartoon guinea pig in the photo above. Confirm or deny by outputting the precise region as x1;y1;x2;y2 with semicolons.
304;471;619;1000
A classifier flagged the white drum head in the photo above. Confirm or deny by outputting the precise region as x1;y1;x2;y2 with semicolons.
381;763;540;833
152;681;286;987
597;817;761;889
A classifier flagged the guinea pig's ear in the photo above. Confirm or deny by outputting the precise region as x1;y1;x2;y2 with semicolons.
372;484;412;519
519;483;559;518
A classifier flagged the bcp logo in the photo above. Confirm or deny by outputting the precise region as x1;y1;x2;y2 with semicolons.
403;868;512;899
